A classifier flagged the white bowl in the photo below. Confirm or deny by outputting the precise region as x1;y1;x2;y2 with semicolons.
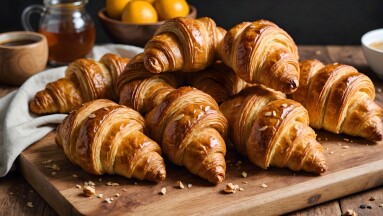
361;28;383;78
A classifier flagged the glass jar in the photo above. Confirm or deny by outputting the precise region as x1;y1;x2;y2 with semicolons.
22;0;96;65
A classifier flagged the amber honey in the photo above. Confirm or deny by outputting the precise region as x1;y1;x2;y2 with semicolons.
39;22;95;65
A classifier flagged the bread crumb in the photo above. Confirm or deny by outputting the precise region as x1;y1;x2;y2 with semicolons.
338;143;342;146
99;178;102;182
45;163;60;171
343;209;357;216
97;194;103;198
41;159;53;165
83;186;95;197
27;202;34;208
317;137;322;141
51;171;57;176
187;183;192;188
88;114;96;118
76;184;82;189
377;88;382;93
329;151;335;155
343;138;350;142
110;198;114;201
242;181;248;184
160;187;166;195
325;137;328;141
342;146;350;149
224;183;239;193
122;188;127;192
115;193;120;197
85;181;95;187
239;188;244;191
9;192;13;195
177;181;185;189
72;174;78;178
259;126;268;131
134;182;138;185
105;198;112;204
261;183;268;188
379;203;383;207
242;171;247;178
106;182;119;186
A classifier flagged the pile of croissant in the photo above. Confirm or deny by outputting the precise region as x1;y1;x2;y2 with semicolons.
30;17;382;184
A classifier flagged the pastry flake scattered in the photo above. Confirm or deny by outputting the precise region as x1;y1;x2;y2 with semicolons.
224;183;239;194
27;202;34;208
160;187;166;195
187;183;192;188
177;181;185;189
261;183;268;188
106;182;119;186
242;171;247;178
83;186;95;197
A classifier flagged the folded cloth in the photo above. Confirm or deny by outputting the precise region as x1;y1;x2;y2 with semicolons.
0;44;143;177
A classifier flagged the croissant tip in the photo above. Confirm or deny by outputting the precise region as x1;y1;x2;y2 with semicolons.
209;173;225;184
317;161;327;174
144;56;162;74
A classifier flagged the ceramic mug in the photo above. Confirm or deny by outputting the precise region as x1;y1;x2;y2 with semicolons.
0;31;48;85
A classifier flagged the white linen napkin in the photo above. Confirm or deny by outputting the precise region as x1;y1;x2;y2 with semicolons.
0;44;143;177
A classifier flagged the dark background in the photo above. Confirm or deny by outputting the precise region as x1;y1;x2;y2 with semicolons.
1;0;382;45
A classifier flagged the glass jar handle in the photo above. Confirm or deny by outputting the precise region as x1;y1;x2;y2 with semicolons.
21;5;45;32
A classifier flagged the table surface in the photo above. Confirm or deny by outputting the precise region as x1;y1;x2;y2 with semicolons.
0;45;382;216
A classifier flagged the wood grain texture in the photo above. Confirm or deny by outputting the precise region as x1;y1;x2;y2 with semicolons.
339;187;383;216
287;200;342;216
1;46;383;216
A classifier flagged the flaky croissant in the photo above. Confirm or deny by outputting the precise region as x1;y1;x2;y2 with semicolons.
218;20;300;93
118;54;228;184
143;17;226;74
55;99;166;182
220;85;327;174
291;60;383;141
29;53;129;114
187;61;249;104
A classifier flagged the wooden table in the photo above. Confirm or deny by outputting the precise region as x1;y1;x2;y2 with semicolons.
0;46;382;216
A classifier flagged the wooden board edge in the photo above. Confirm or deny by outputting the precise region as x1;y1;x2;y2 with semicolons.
204;159;383;216
18;154;83;216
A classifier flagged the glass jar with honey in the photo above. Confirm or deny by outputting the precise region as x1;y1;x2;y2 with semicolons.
22;0;95;65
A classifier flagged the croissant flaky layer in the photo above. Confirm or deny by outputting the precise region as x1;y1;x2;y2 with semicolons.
145;87;228;184
29;53;129;115
55;99;166;182
220;85;327;174
291;60;383;141
143;17;226;74
187;61;249;104
218;20;300;94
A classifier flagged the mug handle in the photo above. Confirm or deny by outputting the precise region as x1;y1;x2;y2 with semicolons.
21;5;45;32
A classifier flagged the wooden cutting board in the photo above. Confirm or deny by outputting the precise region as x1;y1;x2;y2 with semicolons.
17;46;383;215
18;96;383;216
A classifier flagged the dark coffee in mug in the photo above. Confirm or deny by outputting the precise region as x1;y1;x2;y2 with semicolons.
0;39;37;46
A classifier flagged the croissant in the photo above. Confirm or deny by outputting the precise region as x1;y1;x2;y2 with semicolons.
118;55;228;184
218;20;300;94
29;53;129;114
187;61;249;104
55;99;166;182
143;17;226;74
291;60;383;141
220;85;327;174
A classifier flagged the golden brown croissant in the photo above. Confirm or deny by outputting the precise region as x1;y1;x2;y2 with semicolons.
291;60;383;141
143;17;226;74
187;61;249;104
55;99;166;182
218;20;300;93
29;53;129;114
118;55;228;184
220;85;327;174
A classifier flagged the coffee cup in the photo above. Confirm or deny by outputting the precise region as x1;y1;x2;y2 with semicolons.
0;31;48;85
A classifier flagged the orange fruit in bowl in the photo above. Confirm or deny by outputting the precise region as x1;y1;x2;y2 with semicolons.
121;0;158;24
106;0;131;20
154;0;190;20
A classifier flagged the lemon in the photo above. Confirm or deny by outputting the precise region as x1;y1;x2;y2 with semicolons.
106;0;131;20
121;1;158;24
154;0;189;21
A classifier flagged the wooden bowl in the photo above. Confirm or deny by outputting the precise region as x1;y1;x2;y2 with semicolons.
98;5;197;47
